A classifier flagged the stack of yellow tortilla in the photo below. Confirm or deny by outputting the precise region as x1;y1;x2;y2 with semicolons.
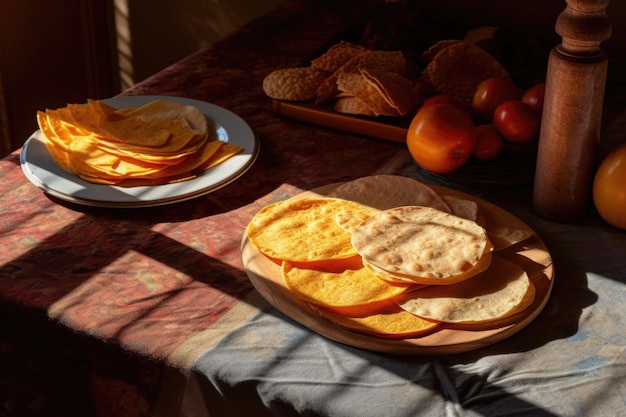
37;99;243;186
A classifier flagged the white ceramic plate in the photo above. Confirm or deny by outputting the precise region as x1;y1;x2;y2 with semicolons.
20;95;259;207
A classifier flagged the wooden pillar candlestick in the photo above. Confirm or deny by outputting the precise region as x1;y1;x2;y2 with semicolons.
532;0;612;221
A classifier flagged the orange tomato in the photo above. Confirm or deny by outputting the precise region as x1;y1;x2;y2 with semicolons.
473;124;504;161
472;76;522;120
407;102;477;174
593;143;626;230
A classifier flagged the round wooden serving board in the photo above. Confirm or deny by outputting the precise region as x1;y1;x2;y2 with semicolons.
241;183;554;355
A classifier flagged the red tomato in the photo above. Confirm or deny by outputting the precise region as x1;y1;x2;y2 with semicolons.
472;76;522;120
406;103;477;174
522;83;546;114
473;124;504;161
492;100;539;143
593;143;626;230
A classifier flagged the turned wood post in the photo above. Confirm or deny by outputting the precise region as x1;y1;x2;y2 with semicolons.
532;0;612;221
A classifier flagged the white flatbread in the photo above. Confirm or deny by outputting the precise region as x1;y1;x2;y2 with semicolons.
351;206;491;283
328;175;451;212
395;256;534;323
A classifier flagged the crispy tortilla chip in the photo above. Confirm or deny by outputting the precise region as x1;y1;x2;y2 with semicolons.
263;67;330;101
422;39;462;62
361;70;422;116
336;70;398;116
464;26;499;48
317;54;363;105
358;50;411;76
310;41;368;72
315;73;342;104
334;96;377;116
357;50;422;116
314;46;422;115
426;41;509;106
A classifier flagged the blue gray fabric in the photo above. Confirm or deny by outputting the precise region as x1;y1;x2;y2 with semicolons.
190;165;625;416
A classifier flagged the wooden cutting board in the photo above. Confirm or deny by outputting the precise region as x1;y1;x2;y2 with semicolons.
241;183;554;355
273;99;537;185
273;99;410;144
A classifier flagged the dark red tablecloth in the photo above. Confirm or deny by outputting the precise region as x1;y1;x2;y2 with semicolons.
0;1;407;415
3;1;626;416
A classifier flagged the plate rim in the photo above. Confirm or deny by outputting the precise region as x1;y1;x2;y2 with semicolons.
20;95;259;208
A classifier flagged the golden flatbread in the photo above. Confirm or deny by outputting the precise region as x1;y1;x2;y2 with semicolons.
312;303;439;339
283;256;412;317
246;198;366;263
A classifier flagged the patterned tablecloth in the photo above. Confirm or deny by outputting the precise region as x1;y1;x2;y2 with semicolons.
1;1;625;416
